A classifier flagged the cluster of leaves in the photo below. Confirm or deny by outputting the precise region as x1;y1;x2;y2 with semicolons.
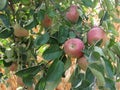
0;0;120;90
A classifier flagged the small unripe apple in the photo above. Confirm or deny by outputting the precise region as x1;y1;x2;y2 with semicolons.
87;26;107;45
78;56;88;71
13;23;29;37
64;38;85;58
42;15;52;28
66;5;79;23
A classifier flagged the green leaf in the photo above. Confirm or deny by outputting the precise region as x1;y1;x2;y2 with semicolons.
16;64;44;86
89;51;100;63
89;64;104;74
45;60;64;90
107;22;118;36
20;0;30;5
104;0;113;11
62;56;71;71
37;10;45;21
111;42;120;57
35;77;46;90
24;17;38;30
0;14;10;27
69;31;76;38
89;67;105;87
34;32;50;46
85;68;95;84
113;18;120;23
70;66;84;88
0;27;13;38
94;46;105;56
103;57;114;78
42;45;63;60
16;64;44;78
23;76;34;86
81;0;93;7
58;26;69;44
105;78;115;90
75;80;91;90
0;0;7;10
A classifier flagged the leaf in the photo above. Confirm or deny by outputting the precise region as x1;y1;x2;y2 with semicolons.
45;60;64;90
20;0;30;5
105;78;115;90
35;77;46;90
69;31;76;38
111;42;120;57
0;14;10;27
23;76;34;86
104;0;113;11
24;17;38;30
113;18;120;23
0;27;13;38
94;46;105;56
75;80;91;90
16;64;44;86
81;0;93;7
62;56;71;71
85;68;95;84
37;10;45;21
107;22;118;36
57;26;69;44
88;51;100;63
42;45;63;60
89;67;105;87
34;32;50;46
0;0;7;10
70;66;84;88
16;64;44;77
103;57;114;78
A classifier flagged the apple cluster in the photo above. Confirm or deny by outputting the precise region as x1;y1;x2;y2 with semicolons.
64;5;107;71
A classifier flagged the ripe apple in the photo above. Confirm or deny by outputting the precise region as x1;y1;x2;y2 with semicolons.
77;56;88;71
42;15;52;28
66;5;79;23
64;38;85;58
87;26;107;45
13;23;29;37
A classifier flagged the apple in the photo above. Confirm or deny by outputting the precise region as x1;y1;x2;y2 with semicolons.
13;23;29;37
77;56;88;71
66;5;79;23
0;83;6;90
42;15;52;28
9;62;18;71
64;38;85;58
17;76;24;86
87;26;107;45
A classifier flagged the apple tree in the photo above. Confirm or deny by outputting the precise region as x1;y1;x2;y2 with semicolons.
0;0;120;90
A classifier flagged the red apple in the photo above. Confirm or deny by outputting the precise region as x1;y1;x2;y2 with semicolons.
87;26;107;45
42;15;52;28
9;62;18;71
78;56;88;71
66;5;79;23
64;38;85;58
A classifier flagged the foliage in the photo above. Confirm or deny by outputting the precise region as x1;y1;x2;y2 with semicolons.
0;0;120;90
